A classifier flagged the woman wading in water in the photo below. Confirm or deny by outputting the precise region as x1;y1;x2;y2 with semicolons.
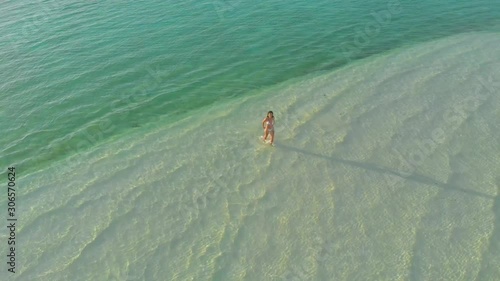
261;111;275;146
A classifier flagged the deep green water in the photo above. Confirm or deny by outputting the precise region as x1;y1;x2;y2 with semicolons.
1;0;499;173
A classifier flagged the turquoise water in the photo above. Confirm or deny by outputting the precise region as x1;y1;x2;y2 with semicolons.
1;1;500;281
1;0;500;173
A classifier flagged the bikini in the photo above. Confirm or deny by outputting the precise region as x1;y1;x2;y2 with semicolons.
266;119;274;132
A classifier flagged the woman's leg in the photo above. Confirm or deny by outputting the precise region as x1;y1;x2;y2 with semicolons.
263;130;269;141
270;130;274;144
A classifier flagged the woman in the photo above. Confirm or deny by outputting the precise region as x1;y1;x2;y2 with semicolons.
261;111;275;145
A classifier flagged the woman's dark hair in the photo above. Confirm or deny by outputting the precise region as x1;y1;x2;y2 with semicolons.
267;111;274;118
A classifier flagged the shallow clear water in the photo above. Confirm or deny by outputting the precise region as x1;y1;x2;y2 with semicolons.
0;1;499;280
